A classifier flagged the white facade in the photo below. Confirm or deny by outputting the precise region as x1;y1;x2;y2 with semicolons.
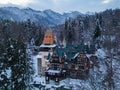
32;51;53;76
32;52;42;76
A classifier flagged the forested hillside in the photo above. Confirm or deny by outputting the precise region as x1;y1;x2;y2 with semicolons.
0;19;45;89
54;9;120;54
0;8;120;90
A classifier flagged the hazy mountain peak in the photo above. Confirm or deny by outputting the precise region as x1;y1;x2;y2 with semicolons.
23;7;35;11
86;11;95;15
0;7;83;26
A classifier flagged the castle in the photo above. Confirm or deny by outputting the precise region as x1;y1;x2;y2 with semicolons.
32;29;98;82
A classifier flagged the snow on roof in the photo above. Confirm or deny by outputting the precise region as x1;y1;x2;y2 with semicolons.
40;44;56;48
36;52;42;58
32;52;42;58
73;53;79;59
86;54;96;58
47;69;61;74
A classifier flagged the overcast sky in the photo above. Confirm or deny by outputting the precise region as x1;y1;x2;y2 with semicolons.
0;0;119;13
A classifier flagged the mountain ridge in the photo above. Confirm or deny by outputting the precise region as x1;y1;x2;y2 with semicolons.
0;7;84;26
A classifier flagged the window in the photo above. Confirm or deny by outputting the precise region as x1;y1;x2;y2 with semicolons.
78;58;81;62
79;66;84;69
72;65;75;68
54;64;60;70
37;58;42;67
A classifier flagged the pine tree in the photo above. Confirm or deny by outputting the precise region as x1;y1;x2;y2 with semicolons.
0;43;10;90
7;38;34;90
93;25;101;39
35;28;43;46
64;18;74;44
24;19;32;43
0;37;34;90
0;20;12;90
93;14;102;43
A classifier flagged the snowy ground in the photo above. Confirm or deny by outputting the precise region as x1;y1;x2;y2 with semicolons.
31;48;120;90
32;75;92;90
112;56;120;90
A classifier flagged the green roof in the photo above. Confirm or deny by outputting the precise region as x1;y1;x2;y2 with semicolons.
53;47;65;58
52;45;96;60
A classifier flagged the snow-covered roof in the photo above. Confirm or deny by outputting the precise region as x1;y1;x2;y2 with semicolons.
73;53;79;59
86;54;96;58
36;53;42;58
40;44;56;48
47;69;61;74
32;52;42;58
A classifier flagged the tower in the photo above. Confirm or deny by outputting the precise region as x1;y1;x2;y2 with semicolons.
38;29;56;75
43;29;55;45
